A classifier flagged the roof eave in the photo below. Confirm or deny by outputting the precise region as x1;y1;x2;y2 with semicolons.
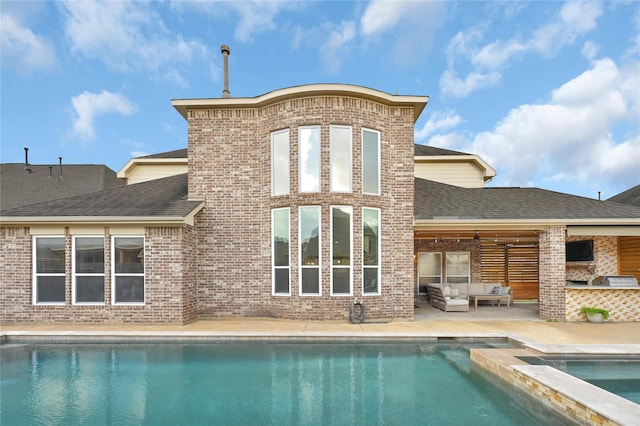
414;217;640;230
172;84;429;122
117;158;188;179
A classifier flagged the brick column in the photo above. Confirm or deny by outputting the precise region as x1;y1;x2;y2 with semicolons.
538;226;566;320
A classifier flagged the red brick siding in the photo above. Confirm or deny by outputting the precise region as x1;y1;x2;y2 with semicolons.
539;226;566;320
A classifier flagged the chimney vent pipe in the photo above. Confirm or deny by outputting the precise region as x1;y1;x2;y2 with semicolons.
221;44;230;98
24;147;32;173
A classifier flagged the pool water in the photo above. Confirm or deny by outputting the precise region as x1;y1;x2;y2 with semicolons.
1;342;573;425
518;355;640;404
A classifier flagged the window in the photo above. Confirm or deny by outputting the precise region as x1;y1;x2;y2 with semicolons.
33;237;66;304
271;129;290;196
73;236;105;304
331;206;352;295
446;252;470;283
299;206;321;295
417;253;442;294
362;208;380;295
299;126;321;192
112;236;145;304
272;208;290;295
362;129;380;195
330;125;352;192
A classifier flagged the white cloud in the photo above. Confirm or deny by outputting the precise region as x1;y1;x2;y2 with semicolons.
71;91;135;140
0;13;56;72
60;1;206;76
461;58;639;192
415;110;463;141
320;21;356;74
360;1;410;35
442;2;603;98
440;69;501;98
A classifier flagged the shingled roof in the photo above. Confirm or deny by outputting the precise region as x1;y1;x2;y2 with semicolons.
1;173;202;224
414;178;640;222
414;144;468;156
607;184;640;207
1;164;125;210
139;148;188;159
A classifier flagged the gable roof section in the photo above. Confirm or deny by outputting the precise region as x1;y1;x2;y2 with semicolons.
414;144;468;156
1;164;125;211
1;173;203;226
414;178;640;225
607;184;640;207
117;148;188;181
139;148;188;159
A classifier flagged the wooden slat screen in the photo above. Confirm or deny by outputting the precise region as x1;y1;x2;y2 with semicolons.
619;236;640;281
480;242;506;283
507;245;539;282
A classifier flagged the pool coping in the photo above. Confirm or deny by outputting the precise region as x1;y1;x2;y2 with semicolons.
2;329;639;426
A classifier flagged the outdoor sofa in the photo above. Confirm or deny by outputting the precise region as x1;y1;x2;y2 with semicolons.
448;282;512;309
426;284;470;312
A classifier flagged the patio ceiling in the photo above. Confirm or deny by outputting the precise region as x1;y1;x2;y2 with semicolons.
414;230;540;244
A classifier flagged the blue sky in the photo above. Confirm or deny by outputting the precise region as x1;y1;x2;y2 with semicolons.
2;1;638;199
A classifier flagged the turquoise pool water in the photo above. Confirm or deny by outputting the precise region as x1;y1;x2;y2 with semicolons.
518;355;640;404
1;342;573;425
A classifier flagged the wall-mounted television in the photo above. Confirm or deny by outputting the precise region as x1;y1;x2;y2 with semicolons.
566;239;594;262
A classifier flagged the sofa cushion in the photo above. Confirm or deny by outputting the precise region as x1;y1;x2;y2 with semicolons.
447;298;469;306
468;283;485;295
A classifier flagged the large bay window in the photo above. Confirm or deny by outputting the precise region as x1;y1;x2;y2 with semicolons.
73;236;105;304
33;237;66;304
417;252;442;294
446;252;470;283
299;126;321;192
112;236;145;304
362;129;380;195
272;208;290;295
362;208;380;295
331;206;352;295
330;126;352;192
299;206;321;295
271;129;290;196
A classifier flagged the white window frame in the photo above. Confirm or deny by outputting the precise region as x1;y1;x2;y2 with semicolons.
72;235;105;305
111;236;145;305
417;252;442;294
272;208;291;296
445;252;471;283
299;206;322;296
330;205;352;296
32;236;66;305
298;125;321;193
330;125;352;193
271;129;290;196
362;128;381;195
362;207;381;295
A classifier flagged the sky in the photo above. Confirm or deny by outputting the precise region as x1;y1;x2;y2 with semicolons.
1;1;639;200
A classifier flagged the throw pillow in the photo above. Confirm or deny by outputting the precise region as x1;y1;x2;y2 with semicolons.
500;286;511;295
490;286;501;294
442;286;451;296
450;288;459;297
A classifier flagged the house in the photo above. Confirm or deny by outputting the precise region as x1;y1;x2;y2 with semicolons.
1;83;639;324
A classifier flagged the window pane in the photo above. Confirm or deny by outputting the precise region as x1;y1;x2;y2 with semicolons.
75;276;104;303
114;237;144;274
299;127;320;192
300;207;320;266
115;276;144;303
272;130;290;195
330;126;351;192
418;253;441;275
446;253;469;276
301;268;320;294
75;237;104;273
363;267;378;294
36;237;65;273
332;207;351;266
332;268;350;294
362;130;380;194
273;209;289;267
274;269;290;294
36;276;65;303
363;208;379;266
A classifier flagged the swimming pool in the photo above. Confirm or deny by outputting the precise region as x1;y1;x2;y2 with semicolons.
1;342;573;425
518;355;640;404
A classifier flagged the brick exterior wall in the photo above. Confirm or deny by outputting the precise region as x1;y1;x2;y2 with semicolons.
538;226;566;320
188;95;416;320
0;226;195;324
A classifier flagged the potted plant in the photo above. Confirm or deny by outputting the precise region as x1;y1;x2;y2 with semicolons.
580;306;609;323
